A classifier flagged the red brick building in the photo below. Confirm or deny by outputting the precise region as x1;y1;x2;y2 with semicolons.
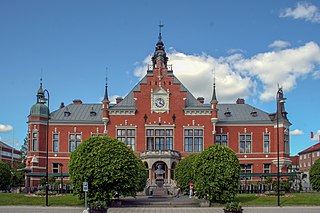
0;141;21;165
298;142;320;191
26;33;292;191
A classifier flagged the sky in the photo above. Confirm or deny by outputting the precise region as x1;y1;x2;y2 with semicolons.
0;0;319;156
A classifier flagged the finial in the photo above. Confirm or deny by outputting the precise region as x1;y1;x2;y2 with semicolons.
158;21;164;40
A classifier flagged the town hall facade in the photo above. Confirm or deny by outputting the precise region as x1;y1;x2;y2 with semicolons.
26;33;292;192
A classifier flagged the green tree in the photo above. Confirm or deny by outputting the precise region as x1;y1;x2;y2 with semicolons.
310;158;320;191
69;136;147;205
0;161;12;190
20;136;29;165
194;145;240;204
175;154;198;193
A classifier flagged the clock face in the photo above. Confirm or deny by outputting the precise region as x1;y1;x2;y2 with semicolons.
155;98;165;108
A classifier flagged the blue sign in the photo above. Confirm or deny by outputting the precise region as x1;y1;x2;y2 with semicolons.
83;182;88;192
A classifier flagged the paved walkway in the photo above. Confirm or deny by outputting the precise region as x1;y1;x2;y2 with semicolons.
1;206;320;213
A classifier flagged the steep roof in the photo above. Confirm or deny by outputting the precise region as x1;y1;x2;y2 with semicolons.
298;142;320;155
50;104;102;123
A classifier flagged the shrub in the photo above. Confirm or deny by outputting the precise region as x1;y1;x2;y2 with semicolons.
69;136;147;205
194;145;240;204
175;154;198;193
310;158;320;191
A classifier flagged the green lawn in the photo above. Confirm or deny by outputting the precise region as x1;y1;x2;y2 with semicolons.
1;193;320;206
0;193;83;206
235;193;320;206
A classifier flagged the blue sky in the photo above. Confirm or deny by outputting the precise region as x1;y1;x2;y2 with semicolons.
0;0;319;156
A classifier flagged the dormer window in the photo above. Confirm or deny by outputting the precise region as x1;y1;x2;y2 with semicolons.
251;111;257;117
64;107;71;117
224;108;231;117
90;107;97;117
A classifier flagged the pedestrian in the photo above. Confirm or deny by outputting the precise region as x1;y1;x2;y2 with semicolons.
189;182;193;198
176;187;181;198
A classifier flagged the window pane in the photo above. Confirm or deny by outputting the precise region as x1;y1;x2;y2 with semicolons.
215;135;221;140
240;141;245;153
53;141;59;152
147;137;154;151
69;141;75;152
222;135;227;140
70;134;75;140
246;135;251;140
246;142;251;153
53;134;59;139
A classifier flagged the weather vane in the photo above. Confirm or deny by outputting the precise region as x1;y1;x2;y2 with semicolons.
158;21;164;40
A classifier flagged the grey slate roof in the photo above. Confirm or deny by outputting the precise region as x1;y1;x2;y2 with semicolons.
49;74;272;124
217;104;272;124
50;104;102;122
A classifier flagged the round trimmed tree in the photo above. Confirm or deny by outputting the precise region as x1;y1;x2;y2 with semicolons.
175;154;198;193
194;145;240;204
69;136;147;205
0;161;11;191
310;158;320;191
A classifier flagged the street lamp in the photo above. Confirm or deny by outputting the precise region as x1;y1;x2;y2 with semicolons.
276;87;286;207
59;163;63;194
41;89;50;207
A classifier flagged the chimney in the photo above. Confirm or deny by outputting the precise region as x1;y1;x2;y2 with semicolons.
116;97;123;104
73;99;82;104
60;102;65;109
236;98;245;104
197;97;205;104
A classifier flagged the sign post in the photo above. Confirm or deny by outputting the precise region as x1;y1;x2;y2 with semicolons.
83;182;88;211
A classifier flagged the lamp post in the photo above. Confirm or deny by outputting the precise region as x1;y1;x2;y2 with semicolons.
276;87;286;207
59;163;63;194
41;89;50;207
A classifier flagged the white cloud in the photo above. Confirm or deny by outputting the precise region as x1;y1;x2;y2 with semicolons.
268;40;291;50
311;130;320;141
0;124;13;133
134;51;251;103
290;129;304;136
233;42;320;101
227;48;245;54
133;42;320;103
280;2;320;23
312;70;320;79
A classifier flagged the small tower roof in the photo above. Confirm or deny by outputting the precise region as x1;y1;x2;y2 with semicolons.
210;78;218;104
102;77;109;103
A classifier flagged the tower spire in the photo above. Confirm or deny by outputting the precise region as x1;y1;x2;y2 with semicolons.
37;77;45;103
152;22;168;68
103;68;109;103
210;72;218;103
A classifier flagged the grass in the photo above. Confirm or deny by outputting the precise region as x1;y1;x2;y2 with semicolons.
0;193;83;206
235;193;320;206
1;192;320;206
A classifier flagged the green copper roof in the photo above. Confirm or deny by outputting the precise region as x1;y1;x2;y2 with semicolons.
29;103;49;118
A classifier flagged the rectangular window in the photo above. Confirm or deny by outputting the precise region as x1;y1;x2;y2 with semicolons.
215;134;228;146
240;164;252;180
263;134;270;153
184;129;203;152
146;128;174;151
284;129;290;154
52;163;59;174
52;133;59;152
304;154;306;159
117;128;136;151
264;164;270;173
300;155;302;160
239;134;252;153
69;133;82;152
32;132;38;151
